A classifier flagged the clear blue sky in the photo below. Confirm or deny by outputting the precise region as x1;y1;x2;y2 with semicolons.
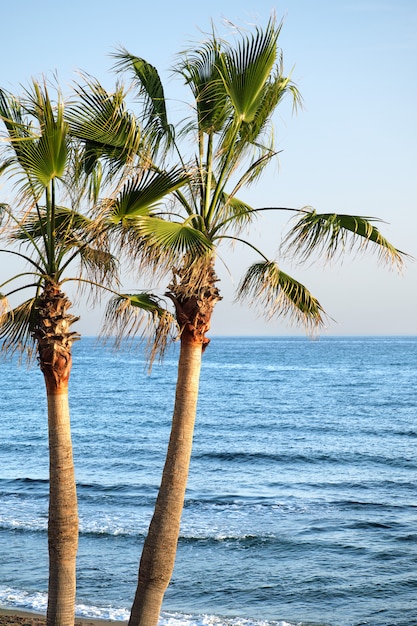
1;0;416;336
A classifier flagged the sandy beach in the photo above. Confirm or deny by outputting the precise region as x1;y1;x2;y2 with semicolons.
0;609;125;626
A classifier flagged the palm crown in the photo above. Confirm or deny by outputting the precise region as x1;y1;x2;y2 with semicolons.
68;17;404;341
0;79;118;356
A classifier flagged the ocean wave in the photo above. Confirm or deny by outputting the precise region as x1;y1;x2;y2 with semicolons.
0;521;47;534
334;499;417;511
0;587;296;626
0;515;276;543
0;476;48;491
193;449;416;468
158;613;297;626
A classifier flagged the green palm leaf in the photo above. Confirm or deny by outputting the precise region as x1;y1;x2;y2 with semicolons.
283;209;405;268
102;292;176;365
236;70;301;155
107;168;190;225
0;88;32;165
135;216;213;260
27;83;69;183
0;202;9;226
237;260;325;330
177;36;230;134
9;206;117;285
210;193;257;236
0;157;16;178
71;245;118;287
68;77;143;175
12;205;92;241
219;19;281;124
0;297;37;359
1;82;69;197
226;150;279;200
113;49;174;153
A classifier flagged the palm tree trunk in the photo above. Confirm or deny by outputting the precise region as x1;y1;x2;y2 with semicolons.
33;283;79;626
128;336;203;626
128;260;221;626
46;388;78;626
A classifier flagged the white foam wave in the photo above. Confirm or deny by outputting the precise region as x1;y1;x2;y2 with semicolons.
0;587;47;614
0;586;295;626
159;613;294;625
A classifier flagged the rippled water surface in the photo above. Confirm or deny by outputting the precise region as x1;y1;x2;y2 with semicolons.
1;336;417;626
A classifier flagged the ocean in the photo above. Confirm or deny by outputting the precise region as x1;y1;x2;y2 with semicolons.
0;336;416;626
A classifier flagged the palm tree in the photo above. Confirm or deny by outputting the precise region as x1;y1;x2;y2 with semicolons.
0;79;124;626
70;18;406;626
0;78;187;626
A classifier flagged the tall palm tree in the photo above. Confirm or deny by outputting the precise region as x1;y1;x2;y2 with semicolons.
70;18;406;626
0;78;186;626
0;80;125;626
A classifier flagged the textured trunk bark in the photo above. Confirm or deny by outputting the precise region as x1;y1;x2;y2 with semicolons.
128;338;203;626
128;260;221;626
32;282;79;626
46;388;78;626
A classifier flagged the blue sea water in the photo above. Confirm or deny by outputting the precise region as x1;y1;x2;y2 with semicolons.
1;336;417;626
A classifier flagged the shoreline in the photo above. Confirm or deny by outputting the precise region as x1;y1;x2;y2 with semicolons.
0;609;126;626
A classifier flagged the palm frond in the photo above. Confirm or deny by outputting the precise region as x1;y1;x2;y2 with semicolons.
68;77;143;176
9;206;110;280
210;193;257;236
282;209;406;269
106;167;190;225
227;149;279;199
71;245;119;288
219;18;281;124
0;88;32;153
0;156;18;178
101;292;176;367
1;82;69;200
234;72;300;158
216;56;301;175
176;36;230;135
25;81;69;183
113;49;175;154
12;205;92;242
0;203;10;228
133;216;213;266
237;260;326;331
0;297;37;361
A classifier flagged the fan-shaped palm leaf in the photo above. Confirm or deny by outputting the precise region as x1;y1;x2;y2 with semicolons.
1;82;69;200
283;209;405;268
8;206;117;287
12;205;92;241
236;70;300;152
177;36;230;135
209;193;257;236
237;260;325;330
134;216;212;261
113;49;175;154
0;297;37;359
102;292;176;364
106;167;190;225
219;19;281;124
0;88;32;158
68;77;143;175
